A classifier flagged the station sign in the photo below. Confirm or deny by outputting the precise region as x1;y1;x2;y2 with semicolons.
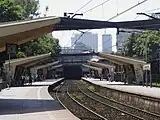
143;64;151;71
6;43;17;54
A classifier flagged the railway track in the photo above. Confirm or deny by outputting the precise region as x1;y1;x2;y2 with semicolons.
83;79;160;115
77;80;160;120
54;80;107;120
70;80;145;120
49;79;160;120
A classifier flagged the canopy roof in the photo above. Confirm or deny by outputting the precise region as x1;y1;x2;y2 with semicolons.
82;64;102;71
88;60;115;69
97;53;146;65
4;53;51;67
1;16;160;52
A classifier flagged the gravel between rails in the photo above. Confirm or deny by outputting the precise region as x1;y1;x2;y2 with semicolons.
79;80;160;120
49;80;105;120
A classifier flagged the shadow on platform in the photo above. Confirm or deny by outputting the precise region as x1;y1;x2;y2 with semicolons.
0;98;64;115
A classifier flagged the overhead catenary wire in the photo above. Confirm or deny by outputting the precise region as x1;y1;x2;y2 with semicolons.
71;0;93;18
65;0;93;47
69;0;113;48
107;0;148;21
134;7;160;20
70;32;86;48
70;0;148;50
144;7;160;13
97;0;148;51
82;0;112;14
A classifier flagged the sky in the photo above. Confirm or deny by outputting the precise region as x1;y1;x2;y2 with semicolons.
38;0;160;52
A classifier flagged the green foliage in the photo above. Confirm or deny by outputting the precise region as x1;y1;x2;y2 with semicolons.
123;33;137;57
124;30;160;60
20;34;61;56
52;37;61;55
14;0;40;19
0;0;61;57
0;0;24;22
16;51;26;58
0;0;39;22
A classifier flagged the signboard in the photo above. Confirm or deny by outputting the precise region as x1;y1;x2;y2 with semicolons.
143;64;151;71
6;44;17;54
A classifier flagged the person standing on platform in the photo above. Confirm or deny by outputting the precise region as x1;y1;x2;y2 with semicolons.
108;74;111;82
124;74;127;85
21;76;25;86
29;77;32;85
28;71;32;85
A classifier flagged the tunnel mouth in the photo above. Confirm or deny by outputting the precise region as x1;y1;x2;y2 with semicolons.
63;65;82;80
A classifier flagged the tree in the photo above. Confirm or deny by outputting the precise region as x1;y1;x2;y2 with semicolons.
52;37;61;55
124;30;160;60
15;0;40;19
0;0;40;22
20;35;61;56
0;0;24;22
0;0;61;57
123;33;137;57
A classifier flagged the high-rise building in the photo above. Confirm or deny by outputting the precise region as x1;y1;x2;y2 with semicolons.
102;34;112;53
116;29;143;54
71;32;98;52
116;31;131;54
74;42;91;51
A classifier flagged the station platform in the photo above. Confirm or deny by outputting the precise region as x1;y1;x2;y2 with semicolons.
0;78;80;120
82;77;160;99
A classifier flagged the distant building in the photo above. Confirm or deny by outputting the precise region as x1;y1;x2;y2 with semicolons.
116;30;131;54
71;32;98;52
116;29;143;54
102;34;112;53
74;42;92;52
60;47;82;54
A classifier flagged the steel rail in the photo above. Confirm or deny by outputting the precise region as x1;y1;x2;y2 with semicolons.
67;81;107;120
84;82;160;119
76;82;145;120
56;80;107;120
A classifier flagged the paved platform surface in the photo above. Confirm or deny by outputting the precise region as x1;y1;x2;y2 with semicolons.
0;79;79;120
82;77;160;99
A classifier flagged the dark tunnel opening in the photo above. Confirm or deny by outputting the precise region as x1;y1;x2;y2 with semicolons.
63;65;82;80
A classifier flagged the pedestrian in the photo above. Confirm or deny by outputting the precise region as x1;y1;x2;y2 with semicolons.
29;77;32;85
100;73;103;81
28;74;32;85
124;74;127;85
21;76;25;86
7;83;10;90
108;74;111;82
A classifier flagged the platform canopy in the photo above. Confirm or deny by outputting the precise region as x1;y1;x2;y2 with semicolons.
97;52;146;65
49;64;63;71
1;16;160;52
0;17;60;52
82;64;102;72
88;60;115;69
34;61;59;70
4;53;51;67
